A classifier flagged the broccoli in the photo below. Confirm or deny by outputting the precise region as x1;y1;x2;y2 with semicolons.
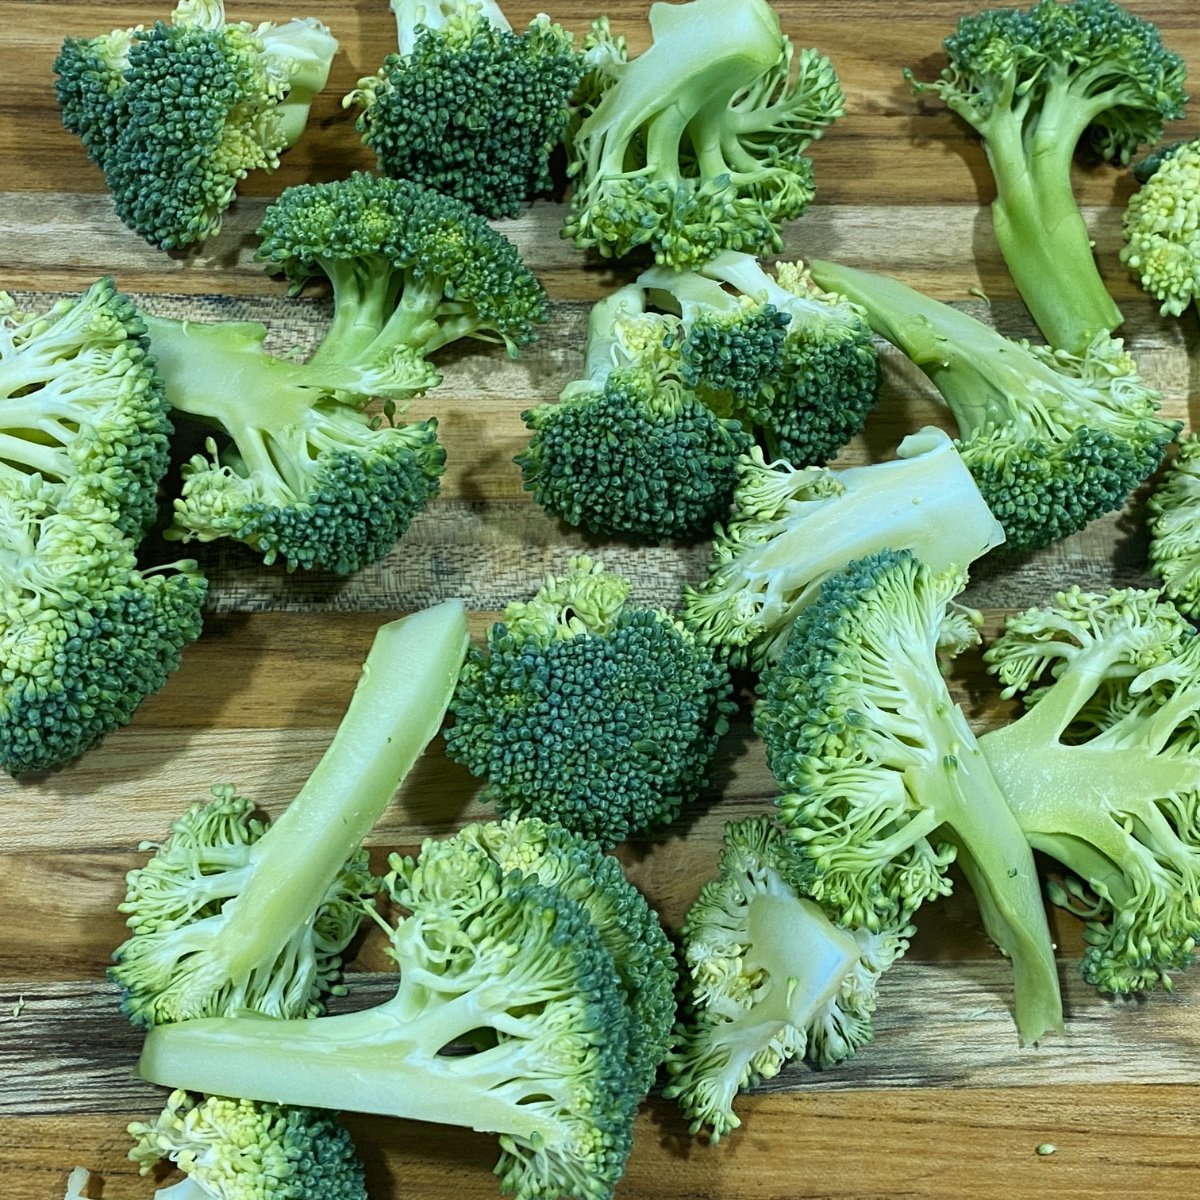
664;817;911;1144
808;259;1179;553
516;284;753;540
54;0;339;250
444;555;735;846
563;0;844;269
1148;433;1200;617
127;1089;367;1199
136;819;676;1200
345;0;584;218
756;550;1064;1045
146;173;546;573
681;426;1006;670
110;599;469;1026
905;0;1187;353
1122;136;1200;318
979;585;1200;994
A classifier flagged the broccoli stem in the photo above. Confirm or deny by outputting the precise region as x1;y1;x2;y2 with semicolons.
260;18;340;148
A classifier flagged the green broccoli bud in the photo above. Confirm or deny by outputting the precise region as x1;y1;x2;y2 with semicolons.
1148;433;1200;617
445;555;736;846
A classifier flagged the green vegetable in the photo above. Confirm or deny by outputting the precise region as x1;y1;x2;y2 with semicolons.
54;0;338;250
756;549;1064;1045
110;599;469;1026
346;0;583;218
137;818;677;1200
808;259;1179;553
444;555;735;846
564;0;843;268
905;0;1187;352
1148;433;1200;616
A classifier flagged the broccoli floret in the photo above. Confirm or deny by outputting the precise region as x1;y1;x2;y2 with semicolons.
563;0;843;268
682;427;1006;670
137;819;673;1200
109;600;469;1025
639;251;882;465
516;285;753;540
809;259;1179;553
345;0;584;218
979;586;1200;994
664;817;911;1143
444;555;735;846
756;550;1064;1045
906;0;1187;353
1148;433;1200;616
128;1089;367;1199
54;0;338;250
1122;137;1200;318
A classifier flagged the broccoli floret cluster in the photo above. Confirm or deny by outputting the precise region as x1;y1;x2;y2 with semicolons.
1148;434;1200;617
54;0;338;250
346;0;584;218
445;555;735;847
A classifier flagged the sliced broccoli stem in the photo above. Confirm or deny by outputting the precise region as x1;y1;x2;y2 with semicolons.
260;18;340;148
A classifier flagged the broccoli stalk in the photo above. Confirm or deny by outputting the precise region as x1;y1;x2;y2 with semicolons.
110;599;470;1025
1148;434;1200;617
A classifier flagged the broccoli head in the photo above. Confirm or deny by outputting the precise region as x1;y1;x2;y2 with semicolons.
1148;433;1200;617
563;0;843;268
445;555;735;846
756;549;1064;1045
346;0;584;218
54;0;339;250
906;0;1188;352
809;259;1179;553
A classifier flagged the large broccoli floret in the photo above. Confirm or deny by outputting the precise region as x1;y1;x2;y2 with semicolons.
444;555;735;846
137;819;674;1200
127;1089;367;1199
906;0;1187;353
979;586;1200;994
564;0;844;268
681;427;1006;670
54;0;339;250
516;284;753;540
664;817;911;1144
1122;137;1200;318
110;601;469;1025
1148;433;1200;617
756;549;1064;1045
809;259;1179;553
345;0;584;218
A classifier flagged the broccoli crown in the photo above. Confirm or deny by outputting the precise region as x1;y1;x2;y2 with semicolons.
346;3;583;219
664;817;910;1143
54;1;338;249
128;1089;367;1200
564;0;843;268
1148;433;1200;617
681;427;1006;670
445;556;735;846
808;259;1179;553
0;278;172;540
1122;137;1200;318
979;586;1200;994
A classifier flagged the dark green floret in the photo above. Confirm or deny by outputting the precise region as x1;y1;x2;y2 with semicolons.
445;556;736;847
809;260;1179;553
346;0;584;218
906;0;1188;352
54;0;339;250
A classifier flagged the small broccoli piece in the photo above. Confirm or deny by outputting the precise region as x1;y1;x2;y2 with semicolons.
345;0;584;218
127;1089;367;1200
110;601;469;1025
564;0;843;268
756;550;1064;1045
664;817;910;1144
54;0;338;250
979;586;1200;994
1148;434;1200;616
138;819;674;1200
906;0;1187;353
517;284;753;540
444;555;735;846
809;259;1179;553
639;251;882;465
681;427;1006;670
1122;137;1200;318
